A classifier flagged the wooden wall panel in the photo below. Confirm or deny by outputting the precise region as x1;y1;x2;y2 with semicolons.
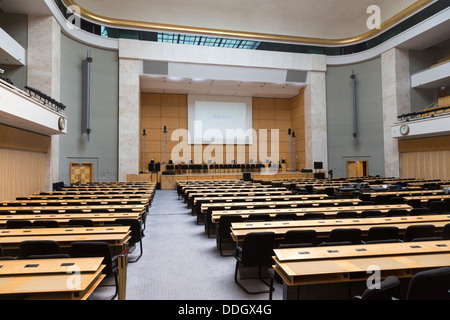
0;147;47;202
401;150;450;180
140;92;305;171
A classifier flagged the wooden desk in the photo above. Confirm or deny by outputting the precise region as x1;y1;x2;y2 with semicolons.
0;212;140;227
230;214;450;242
193;194;329;206
404;195;450;203
211;204;412;223
0;204;146;214
0;257;105;300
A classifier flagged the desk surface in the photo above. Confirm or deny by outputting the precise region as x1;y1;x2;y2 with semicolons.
193;194;329;205
0;212;140;225
211;204;412;223
0;204;146;213
0;257;105;299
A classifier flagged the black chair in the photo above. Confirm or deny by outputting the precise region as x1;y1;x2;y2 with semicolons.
386;209;408;217
233;232;276;295
429;201;449;214
409;207;431;216
407;199;422;208
68;219;94;227
442;223;450;240
388;197;404;204
19;240;66;259
6;220;32;229
70;241;119;300
114;218;145;263
366;226;399;243
353;276;400;300
406;267;450;300
282;230;318;247
336;211;358;219
403;224;436;242
65;209;84;214
324;228;362;245
273;213;298;221
217;215;244;256
40;210;60;214
360;210;382;218
246;214;271;222
358;201;375;206
302;213;325;220
32;220;60;228
318;241;353;247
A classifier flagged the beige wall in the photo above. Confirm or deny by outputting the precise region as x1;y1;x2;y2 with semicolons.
0;125;50;202
140;90;305;170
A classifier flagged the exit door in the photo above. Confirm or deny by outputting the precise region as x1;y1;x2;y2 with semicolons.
346;160;368;178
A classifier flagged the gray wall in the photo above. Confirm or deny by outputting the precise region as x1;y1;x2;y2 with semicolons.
59;34;119;183
0;12;28;90
326;57;385;178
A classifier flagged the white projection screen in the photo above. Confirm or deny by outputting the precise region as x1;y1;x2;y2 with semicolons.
188;95;253;145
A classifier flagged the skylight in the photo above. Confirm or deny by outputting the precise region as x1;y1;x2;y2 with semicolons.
157;33;261;50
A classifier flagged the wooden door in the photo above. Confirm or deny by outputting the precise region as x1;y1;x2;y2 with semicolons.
346;160;368;177
70;162;94;185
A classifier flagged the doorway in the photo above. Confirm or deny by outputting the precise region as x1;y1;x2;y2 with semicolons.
70;162;94;185
346;160;368;178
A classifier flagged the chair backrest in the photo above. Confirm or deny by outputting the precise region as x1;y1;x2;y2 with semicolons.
409;207;431;216
366;226;399;242
245;214;271;222
388;197;404;204
442;223;450;240
19;240;62;259
218;215;244;238
429;201;449;214
360;210;382;218
240;232;275;267
359;276;400;300
336;211;358;219
114;218;143;244
407;199;422;208
273;213;298;220
6;220;32;229
32;220;60;228
328;228;362;244
70;241;113;275
283;230;318;246
68;219;94;227
386;209;408;217
303;213;325;220
403;224;436;242
407;266;450;300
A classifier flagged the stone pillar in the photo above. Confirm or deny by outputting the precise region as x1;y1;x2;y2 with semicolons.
118;58;141;182
27;15;61;190
304;70;328;172
381;48;411;177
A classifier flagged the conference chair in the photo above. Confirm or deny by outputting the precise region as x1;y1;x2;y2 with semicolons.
217;215;244;256
273;213;298;221
365;226;399;243
388;197;405;204
374;195;389;205
429;201;449;214
359;194;371;201
32;220;60;228
281;230;318;247
323;228;362;245
386;209;408;217
114;218;145;263
442;223;450;240
233;232;276;295
6;220;32;229
246;214;271;222
358;201;375;206
407;199;422;208
409;207;431;216
19;240;67;259
65;209;84;214
336;211;358;219
403;224;436;242
405;267;450;300
205;206;227;238
70;241;119;300
352;276;400;300
40;209;60;214
302;213;325;220
360;210;383;218
68;219;94;227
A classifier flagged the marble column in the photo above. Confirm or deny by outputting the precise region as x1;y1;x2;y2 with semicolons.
381;48;411;177
118;58;141;182
304;70;328;172
27;15;61;190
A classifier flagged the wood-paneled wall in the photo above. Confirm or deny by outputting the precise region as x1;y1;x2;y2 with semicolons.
399;135;450;180
0;125;49;201
140;90;306;171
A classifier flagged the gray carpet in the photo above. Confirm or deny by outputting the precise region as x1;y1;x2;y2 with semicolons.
90;190;282;300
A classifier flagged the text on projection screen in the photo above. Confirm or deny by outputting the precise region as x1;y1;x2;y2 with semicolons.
192;101;252;145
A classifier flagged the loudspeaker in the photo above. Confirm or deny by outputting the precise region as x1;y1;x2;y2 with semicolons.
314;173;325;179
314;162;323;170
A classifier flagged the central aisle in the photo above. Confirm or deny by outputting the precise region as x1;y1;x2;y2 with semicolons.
123;189;282;300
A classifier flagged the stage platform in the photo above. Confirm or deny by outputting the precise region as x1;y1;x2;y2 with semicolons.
127;170;319;190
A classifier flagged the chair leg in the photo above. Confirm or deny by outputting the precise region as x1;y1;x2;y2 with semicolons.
234;261;274;295
128;240;143;263
111;271;119;300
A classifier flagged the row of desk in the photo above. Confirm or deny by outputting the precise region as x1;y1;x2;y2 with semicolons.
178;178;450;300
0;181;156;300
